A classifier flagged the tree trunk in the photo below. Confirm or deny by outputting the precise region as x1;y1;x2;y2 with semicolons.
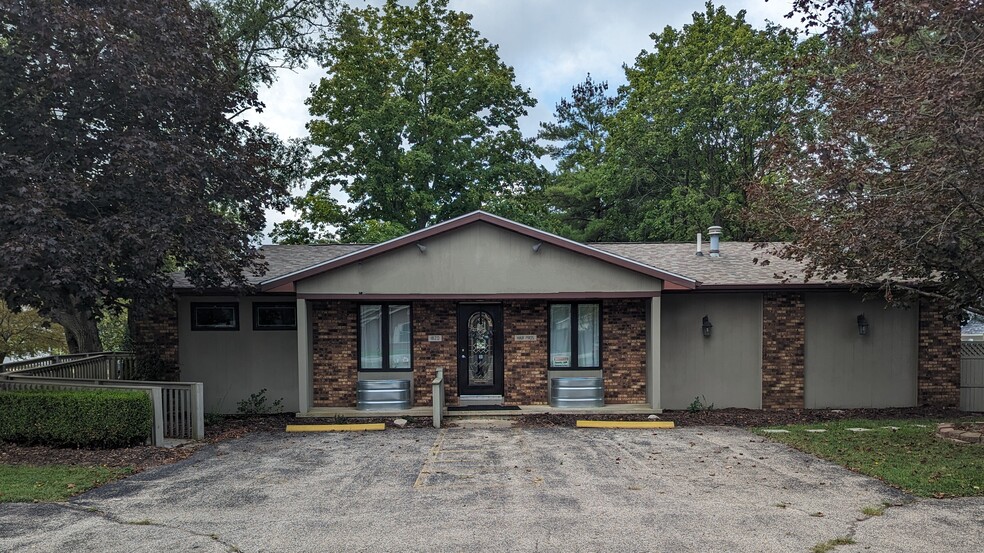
52;306;102;353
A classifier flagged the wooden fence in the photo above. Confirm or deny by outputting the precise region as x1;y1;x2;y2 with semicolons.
0;353;204;444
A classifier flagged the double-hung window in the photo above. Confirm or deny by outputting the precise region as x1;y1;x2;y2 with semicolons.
359;304;412;370
549;303;601;369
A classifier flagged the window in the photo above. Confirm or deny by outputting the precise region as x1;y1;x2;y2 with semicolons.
359;304;412;370
253;302;297;331
549;303;600;369
191;302;239;331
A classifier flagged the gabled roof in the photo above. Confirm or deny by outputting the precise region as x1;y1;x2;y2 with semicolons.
259;211;698;292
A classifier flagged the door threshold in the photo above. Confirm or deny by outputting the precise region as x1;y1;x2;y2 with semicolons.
458;394;504;406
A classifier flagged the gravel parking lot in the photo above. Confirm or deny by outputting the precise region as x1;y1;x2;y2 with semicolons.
2;422;982;552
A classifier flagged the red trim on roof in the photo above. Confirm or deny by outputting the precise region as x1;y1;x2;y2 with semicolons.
259;211;697;291
297;291;661;301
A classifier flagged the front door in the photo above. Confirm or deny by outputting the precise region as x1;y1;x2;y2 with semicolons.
457;304;504;397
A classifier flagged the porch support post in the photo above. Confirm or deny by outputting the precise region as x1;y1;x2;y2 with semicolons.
297;298;313;414
647;296;662;411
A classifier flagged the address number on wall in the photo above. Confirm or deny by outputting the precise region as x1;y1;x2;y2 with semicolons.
513;335;538;342
428;335;443;342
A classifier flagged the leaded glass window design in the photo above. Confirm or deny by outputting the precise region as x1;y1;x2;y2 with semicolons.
467;311;495;386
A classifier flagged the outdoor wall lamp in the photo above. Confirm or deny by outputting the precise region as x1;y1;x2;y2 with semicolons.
857;314;869;336
532;241;542;253
702;315;713;338
416;242;427;253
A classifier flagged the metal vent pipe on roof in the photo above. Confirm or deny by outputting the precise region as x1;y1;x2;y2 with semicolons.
696;233;703;256
708;226;722;257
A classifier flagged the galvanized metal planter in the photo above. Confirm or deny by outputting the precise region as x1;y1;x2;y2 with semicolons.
356;379;412;411
550;377;604;408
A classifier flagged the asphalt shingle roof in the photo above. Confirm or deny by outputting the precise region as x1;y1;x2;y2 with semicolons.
172;240;812;290
592;242;810;287
171;244;369;288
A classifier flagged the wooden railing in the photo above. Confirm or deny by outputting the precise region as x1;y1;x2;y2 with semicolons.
0;352;107;373
432;367;445;429
3;352;137;380
0;353;204;444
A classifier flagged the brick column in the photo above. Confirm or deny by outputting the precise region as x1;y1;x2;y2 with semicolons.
603;299;648;404
312;301;358;407
130;298;179;381
761;292;805;409
917;299;961;407
412;301;457;406
503;301;549;405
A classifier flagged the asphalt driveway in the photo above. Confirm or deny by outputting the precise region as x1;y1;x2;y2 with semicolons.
2;423;982;552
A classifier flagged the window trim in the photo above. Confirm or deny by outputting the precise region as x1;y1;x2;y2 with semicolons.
548;301;603;370
357;303;414;372
252;302;297;331
190;302;240;332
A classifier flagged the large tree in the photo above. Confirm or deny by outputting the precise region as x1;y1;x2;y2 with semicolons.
538;74;621;241
276;0;542;242
0;0;295;351
749;0;984;315
600;2;819;242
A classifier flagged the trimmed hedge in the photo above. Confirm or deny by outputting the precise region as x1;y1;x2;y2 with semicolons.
0;389;152;448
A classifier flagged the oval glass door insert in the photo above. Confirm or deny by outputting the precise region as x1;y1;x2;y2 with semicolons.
467;311;494;386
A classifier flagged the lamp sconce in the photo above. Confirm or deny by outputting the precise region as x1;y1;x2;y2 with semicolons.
416;242;427;253
701;315;713;338
532;242;542;253
857;314;869;336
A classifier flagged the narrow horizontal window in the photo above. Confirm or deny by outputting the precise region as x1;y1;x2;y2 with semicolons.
191;302;239;331
253;302;296;331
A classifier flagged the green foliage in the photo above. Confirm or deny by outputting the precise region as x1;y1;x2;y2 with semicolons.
97;309;130;353
0;301;67;364
204;412;226;427
541;2;819;243
279;0;543;243
538;74;621;241
0;390;152;448
687;395;715;413
755;419;984;497
0;464;131;503
236;389;284;415
811;537;856;553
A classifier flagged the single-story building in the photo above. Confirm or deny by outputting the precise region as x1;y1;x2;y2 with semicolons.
139;211;961;414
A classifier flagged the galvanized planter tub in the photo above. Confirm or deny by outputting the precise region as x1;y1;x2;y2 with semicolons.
357;379;411;411
550;377;604;408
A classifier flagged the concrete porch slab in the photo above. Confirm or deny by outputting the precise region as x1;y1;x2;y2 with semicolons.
298;404;660;418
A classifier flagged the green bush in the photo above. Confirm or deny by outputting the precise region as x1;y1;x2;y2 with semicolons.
0;389;152;448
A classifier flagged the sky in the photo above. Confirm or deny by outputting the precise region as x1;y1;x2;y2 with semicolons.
246;0;797;240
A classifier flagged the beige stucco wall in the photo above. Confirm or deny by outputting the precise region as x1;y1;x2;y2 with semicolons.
178;296;299;414
296;222;663;295
660;293;763;409
804;293;918;408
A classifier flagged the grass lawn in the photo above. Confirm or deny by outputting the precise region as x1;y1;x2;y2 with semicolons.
754;419;984;498
0;465;132;503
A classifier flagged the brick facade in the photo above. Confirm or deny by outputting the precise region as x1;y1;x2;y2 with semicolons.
307;298;653;408
412;301;457;406
761;292;806;410
130;299;179;381
312;301;359;407
917;299;961;407
602;299;648;404
503;301;549;405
